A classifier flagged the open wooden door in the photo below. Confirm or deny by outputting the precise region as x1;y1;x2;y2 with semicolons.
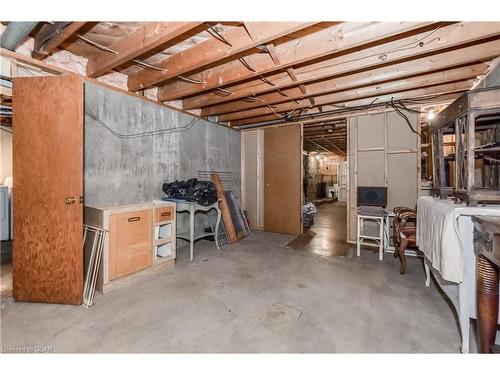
264;124;303;235
13;75;84;304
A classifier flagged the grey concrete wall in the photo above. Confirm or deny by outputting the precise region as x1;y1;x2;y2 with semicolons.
83;82;241;208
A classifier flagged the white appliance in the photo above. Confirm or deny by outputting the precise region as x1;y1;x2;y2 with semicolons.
0;185;9;240
5;176;13;239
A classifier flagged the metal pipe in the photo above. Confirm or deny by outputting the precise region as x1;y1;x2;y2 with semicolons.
0;22;38;51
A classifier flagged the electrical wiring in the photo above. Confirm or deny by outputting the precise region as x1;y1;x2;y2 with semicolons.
390;97;422;137
205;24;232;47
214;87;233;96
177;75;206;84
298;23;445;76
76;34;118;54
238;57;256;72
393;100;422;114
267;104;283;119
85;111;199;140
241;91;458;130
229;24;448;96
132;59;166;72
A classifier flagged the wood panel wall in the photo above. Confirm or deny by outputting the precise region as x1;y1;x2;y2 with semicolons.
347;109;420;243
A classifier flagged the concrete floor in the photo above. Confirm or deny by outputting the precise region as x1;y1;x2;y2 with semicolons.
0;225;468;353
1;241;13;300
288;201;350;257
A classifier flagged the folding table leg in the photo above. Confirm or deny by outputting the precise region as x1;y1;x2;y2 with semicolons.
356;216;361;257
189;206;195;262
378;218;383;261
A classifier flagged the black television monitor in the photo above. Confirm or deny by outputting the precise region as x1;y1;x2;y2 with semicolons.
357;186;387;207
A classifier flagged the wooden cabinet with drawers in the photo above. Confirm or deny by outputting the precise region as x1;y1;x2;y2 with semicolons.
109;209;153;280
155;205;174;223
84;201;176;293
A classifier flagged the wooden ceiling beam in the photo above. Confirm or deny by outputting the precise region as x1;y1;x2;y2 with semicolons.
230;81;471;127
303;130;347;137
86;22;204;78
304;125;347;131
286;68;298;82
266;43;280;65
158;22;434;102
184;22;500;110
202;39;500;117
32;22;87;60
218;64;482;122
304;138;338;154
319;138;346;155
304;133;346;139
127;22;318;91
239;96;457;129
305;140;346;143
305;135;347;140
242;22;259;40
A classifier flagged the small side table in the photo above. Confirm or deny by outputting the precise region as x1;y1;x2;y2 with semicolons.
472;215;500;353
167;200;221;262
357;214;384;261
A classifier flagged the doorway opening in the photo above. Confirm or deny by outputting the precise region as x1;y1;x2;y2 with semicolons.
288;118;350;256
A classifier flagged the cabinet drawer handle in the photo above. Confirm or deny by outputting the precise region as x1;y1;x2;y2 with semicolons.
161;212;171;217
128;216;141;222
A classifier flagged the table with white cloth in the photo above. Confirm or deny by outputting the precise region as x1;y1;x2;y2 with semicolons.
416;196;500;353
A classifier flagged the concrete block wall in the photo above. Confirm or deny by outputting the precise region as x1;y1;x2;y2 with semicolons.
83;82;241;208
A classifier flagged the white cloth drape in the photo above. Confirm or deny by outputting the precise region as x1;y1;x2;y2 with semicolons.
416;196;500;283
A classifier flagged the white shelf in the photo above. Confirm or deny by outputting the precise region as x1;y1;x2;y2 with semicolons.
155;242;172;258
154;236;172;246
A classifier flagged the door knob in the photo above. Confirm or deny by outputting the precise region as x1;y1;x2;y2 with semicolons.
65;196;76;205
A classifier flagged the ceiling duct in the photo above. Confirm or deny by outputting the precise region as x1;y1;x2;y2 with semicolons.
1;22;38;51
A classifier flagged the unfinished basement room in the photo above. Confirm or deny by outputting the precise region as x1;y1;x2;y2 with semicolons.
1;1;500;371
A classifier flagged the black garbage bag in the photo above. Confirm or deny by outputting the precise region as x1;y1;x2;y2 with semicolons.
162;178;218;206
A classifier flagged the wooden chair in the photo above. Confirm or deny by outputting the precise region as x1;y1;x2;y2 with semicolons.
392;207;417;274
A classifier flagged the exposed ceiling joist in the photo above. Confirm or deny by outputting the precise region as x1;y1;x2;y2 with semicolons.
127;22;318;91
304;134;347;140
86;22;204;77
219;64;482;122
286;67;298;82
157;22;434;102
304;138;338;154
230;81;471;126
242;22;258;40
183;22;500;110
32;22;87;59
265;43;280;65
304;136;346;156
320;138;347;155
304;130;347;136
304;128;347;135
201;38;500;116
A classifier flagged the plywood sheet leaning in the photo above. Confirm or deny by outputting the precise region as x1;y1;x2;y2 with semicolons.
212;173;238;243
